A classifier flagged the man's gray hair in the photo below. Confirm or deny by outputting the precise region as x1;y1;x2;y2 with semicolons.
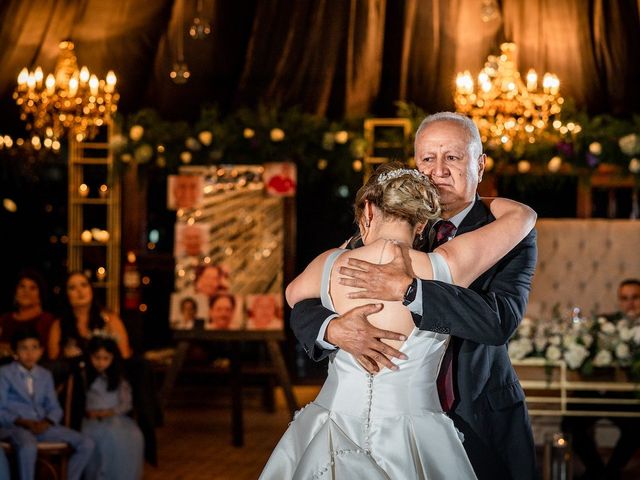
415;112;483;160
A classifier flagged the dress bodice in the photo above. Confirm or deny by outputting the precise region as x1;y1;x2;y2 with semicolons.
315;248;450;418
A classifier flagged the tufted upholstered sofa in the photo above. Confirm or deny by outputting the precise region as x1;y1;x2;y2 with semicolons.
527;219;640;320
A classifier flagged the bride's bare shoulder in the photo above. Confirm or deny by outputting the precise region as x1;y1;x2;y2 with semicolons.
408;249;434;280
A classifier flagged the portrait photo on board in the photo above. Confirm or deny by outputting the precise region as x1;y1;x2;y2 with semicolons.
245;293;284;330
167;175;204;210
170;292;209;330
194;263;230;297
174;222;210;258
206;293;244;330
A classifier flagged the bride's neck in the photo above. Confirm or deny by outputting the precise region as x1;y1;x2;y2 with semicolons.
364;222;414;246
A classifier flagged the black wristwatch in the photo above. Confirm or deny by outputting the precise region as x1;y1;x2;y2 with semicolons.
402;278;418;306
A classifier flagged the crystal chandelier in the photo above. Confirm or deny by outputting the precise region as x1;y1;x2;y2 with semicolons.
13;41;119;141
454;43;563;149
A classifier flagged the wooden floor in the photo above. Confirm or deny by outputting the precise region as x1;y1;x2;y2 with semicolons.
142;382;640;480
142;384;318;480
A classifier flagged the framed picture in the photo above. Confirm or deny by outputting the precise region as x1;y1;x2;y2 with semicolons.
245;293;284;330
194;263;230;297
167;175;204;210
206;293;244;330
170;292;209;330
263;162;297;197
174;223;210;257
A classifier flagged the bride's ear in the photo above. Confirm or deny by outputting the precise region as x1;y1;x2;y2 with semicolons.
364;201;374;226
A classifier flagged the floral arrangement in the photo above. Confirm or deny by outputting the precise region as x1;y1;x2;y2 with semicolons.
509;311;640;377
1;100;639;181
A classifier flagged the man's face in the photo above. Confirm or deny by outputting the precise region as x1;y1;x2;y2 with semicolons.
210;296;234;329
196;267;220;296
618;284;640;320
173;176;200;209
414;121;484;218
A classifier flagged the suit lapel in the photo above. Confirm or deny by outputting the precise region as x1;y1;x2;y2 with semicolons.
456;194;491;235
9;363;32;401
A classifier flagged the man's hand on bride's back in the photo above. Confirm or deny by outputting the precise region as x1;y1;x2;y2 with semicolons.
326;303;407;373
338;243;414;301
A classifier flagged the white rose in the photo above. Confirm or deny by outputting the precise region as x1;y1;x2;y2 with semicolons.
597;316;607;324
565;344;589;370
619;327;633;342
550;335;562;346
519;324;533;338
589;142;602;155
508;338;533;360
546;345;562;361
619;133;639;156
593;349;613;367
129;125;144;142
615;343;631;360
582;334;594;347
601;322;616;334
534;336;548;352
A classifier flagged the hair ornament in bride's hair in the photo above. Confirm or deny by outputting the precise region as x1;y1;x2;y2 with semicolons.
376;168;425;185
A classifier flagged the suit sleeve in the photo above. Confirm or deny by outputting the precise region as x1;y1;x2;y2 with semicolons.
42;371;63;424
290;298;336;361
416;228;537;346
0;371;18;427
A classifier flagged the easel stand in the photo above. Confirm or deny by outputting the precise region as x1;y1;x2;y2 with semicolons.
160;330;298;447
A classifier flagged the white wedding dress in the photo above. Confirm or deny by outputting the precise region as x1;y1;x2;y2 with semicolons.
260;250;477;479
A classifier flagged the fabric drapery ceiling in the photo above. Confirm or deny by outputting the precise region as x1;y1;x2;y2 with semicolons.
0;0;638;132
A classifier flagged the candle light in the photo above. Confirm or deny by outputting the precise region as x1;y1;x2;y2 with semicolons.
99;184;109;198
78;184;89;197
81;230;93;243
96;267;106;281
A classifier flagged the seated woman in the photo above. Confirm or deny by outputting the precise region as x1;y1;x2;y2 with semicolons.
0;269;55;360
48;272;131;362
260;163;536;479
47;272;160;464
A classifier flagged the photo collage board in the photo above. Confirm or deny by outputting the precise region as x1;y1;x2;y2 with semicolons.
168;163;296;332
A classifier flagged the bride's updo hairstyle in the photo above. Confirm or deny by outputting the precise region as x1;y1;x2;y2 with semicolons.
354;161;441;230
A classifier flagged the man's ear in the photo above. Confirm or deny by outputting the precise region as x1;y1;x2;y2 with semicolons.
477;153;486;183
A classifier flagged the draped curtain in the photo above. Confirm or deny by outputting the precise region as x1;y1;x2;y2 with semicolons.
0;0;638;132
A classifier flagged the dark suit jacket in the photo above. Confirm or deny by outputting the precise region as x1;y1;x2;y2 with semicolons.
290;196;538;479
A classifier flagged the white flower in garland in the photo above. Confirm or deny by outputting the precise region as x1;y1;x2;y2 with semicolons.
615;343;631;361
129;125;144;142
593;349;613;367
508;338;534;360
601;321;616;334
546;345;562;361
619;133;640;156
565;344;589;370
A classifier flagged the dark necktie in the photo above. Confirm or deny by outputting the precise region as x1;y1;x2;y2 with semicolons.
432;220;457;412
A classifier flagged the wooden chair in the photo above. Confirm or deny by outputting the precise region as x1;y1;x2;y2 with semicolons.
1;374;75;480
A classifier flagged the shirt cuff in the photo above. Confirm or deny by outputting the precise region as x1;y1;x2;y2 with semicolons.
315;314;339;350
406;280;423;316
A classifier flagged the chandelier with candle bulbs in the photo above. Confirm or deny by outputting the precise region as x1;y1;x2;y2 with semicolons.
13;41;119;141
454;42;563;149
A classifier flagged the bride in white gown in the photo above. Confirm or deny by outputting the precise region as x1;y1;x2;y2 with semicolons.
260;163;536;480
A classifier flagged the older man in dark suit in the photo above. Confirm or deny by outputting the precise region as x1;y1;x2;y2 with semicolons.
291;112;538;479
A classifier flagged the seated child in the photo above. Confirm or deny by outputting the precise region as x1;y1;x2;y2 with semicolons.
0;328;94;480
82;335;144;479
